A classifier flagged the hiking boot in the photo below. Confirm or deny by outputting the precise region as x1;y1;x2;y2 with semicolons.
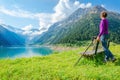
112;58;117;62
103;59;108;63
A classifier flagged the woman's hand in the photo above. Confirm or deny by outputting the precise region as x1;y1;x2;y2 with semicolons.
97;36;100;41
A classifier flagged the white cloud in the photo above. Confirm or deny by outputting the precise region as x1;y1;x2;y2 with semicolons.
22;24;41;35
21;24;42;40
0;0;92;35
22;24;33;31
0;6;35;19
51;0;92;23
85;3;92;8
101;4;105;8
22;25;33;35
37;0;92;33
36;13;52;32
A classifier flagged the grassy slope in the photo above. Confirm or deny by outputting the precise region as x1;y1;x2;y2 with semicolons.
0;44;120;80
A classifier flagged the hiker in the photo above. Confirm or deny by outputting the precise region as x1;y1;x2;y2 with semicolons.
97;11;116;62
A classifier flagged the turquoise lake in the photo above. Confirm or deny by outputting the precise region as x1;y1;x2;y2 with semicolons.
0;47;53;59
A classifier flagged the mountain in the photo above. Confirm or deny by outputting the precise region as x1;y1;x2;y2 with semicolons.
1;24;41;44
33;8;90;44
34;5;120;45
1;24;24;33
0;25;25;46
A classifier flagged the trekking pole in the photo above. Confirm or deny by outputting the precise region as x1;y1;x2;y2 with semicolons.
94;40;99;55
74;37;96;66
93;40;100;62
107;40;110;48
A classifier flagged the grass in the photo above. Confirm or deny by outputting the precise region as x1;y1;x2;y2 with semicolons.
0;44;120;80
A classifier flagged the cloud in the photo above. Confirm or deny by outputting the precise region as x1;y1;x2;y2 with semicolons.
0;0;92;35
36;13;52;32
37;0;92;33
21;25;33;36
0;6;35;19
51;0;92;23
22;24;41;35
21;24;42;40
22;24;33;31
101;4;105;8
0;6;50;33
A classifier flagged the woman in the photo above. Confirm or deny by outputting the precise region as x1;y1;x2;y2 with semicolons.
97;11;116;62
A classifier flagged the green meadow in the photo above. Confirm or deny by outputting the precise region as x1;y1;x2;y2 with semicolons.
0;44;120;80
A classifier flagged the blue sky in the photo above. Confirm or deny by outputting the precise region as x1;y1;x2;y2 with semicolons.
0;0;120;34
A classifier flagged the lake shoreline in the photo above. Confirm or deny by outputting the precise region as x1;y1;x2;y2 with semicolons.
47;45;80;52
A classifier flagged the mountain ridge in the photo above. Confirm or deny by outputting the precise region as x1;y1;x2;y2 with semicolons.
0;25;25;46
34;5;120;45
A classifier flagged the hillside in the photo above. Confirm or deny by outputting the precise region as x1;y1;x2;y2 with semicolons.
0;44;120;79
59;12;120;44
0;25;25;46
34;6;120;45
